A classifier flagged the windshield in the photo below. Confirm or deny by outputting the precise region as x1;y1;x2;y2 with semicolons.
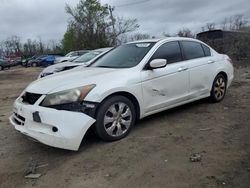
91;43;155;68
73;51;102;63
65;52;75;57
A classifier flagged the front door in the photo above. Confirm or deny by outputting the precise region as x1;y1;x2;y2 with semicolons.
141;41;189;114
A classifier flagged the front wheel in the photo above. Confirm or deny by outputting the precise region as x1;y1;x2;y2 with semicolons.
95;95;136;141
210;74;227;102
31;62;37;67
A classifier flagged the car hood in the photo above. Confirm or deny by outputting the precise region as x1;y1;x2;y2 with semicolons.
26;67;123;94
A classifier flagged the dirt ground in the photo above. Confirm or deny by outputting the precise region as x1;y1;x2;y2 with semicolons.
0;65;249;188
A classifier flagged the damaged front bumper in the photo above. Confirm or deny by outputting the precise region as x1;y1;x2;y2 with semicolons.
9;98;96;151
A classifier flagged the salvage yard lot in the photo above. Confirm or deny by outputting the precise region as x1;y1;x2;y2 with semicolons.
0;65;249;187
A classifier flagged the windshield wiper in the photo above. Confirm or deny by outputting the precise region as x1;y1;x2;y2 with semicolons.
96;65;113;68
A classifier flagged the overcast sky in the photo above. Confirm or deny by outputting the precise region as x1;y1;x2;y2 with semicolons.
0;0;249;43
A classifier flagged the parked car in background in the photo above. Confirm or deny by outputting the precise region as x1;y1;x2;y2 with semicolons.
26;55;55;67
9;38;234;150
55;50;89;63
5;55;22;66
26;55;46;67
40;55;56;67
38;48;112;78
8;57;22;66
22;56;37;67
0;58;11;71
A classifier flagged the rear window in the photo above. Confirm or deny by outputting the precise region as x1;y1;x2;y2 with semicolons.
181;41;205;60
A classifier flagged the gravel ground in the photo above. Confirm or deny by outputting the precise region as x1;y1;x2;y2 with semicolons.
0;65;249;188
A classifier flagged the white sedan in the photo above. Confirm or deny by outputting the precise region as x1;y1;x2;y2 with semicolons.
55;50;89;63
38;48;112;78
10;37;234;150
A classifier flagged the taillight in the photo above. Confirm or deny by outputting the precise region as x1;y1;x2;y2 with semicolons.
229;59;233;65
227;57;233;65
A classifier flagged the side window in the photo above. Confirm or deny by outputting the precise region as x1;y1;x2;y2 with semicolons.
181;41;205;60
201;44;211;56
150;41;183;64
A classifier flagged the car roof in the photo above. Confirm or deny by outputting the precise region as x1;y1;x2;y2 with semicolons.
93;47;113;52
127;37;201;44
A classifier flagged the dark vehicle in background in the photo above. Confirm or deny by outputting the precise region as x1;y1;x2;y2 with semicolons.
197;29;250;61
26;55;56;67
22;56;37;67
26;55;46;67
40;55;56;67
12;57;22;66
0;58;11;71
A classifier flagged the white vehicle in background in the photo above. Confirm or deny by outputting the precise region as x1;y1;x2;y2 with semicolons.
10;37;234;150
55;50;89;63
38;48;112;78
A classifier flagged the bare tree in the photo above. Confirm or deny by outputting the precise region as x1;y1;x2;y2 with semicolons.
114;17;139;45
3;35;22;56
233;14;248;30
0;41;4;57
177;28;194;38
206;23;216;31
129;33;151;41
162;32;171;37
220;14;248;30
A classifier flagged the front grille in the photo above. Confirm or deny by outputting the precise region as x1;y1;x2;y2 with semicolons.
13;113;25;126
22;92;42;104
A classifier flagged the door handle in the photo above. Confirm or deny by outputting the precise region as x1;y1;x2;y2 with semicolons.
178;67;188;72
208;60;215;64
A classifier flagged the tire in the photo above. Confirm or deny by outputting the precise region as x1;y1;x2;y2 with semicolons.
0;66;3;71
210;74;227;102
95;95;136;141
31;62;37;67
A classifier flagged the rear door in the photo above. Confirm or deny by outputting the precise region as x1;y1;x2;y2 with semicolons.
141;41;189;114
180;41;215;97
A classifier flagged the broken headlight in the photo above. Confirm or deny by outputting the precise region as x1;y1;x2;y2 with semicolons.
41;84;96;106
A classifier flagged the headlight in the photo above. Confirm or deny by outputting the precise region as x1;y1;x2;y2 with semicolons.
41;84;96;106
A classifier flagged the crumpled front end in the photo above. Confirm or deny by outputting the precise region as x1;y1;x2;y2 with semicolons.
9;94;96;151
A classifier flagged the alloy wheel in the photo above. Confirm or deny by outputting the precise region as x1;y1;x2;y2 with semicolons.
104;102;132;137
214;76;226;100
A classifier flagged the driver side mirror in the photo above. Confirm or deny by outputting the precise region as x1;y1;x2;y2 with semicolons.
149;59;167;69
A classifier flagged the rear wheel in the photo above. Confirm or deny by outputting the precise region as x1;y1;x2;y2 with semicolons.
95;95;136;141
210;74;227;102
0;66;3;71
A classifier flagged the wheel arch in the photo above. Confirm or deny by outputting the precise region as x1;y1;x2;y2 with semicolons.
96;91;141;121
217;71;228;83
210;71;228;92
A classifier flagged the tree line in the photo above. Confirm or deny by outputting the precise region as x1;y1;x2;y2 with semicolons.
0;0;249;61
